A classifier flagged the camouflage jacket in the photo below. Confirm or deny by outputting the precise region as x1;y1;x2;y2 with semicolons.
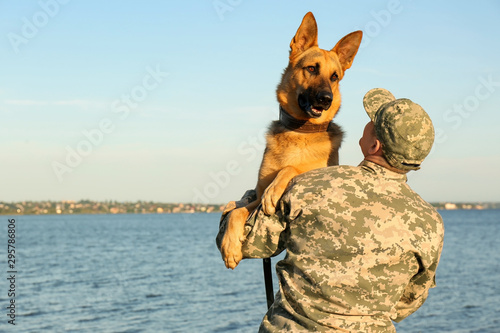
218;160;444;332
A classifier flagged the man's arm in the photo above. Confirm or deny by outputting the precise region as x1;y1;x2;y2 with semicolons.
240;203;289;259
215;190;291;260
393;230;444;322
394;212;444;322
392;259;437;322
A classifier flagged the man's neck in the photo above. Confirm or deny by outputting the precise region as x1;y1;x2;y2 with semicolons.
364;156;408;174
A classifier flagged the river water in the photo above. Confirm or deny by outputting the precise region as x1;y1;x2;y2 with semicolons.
1;209;499;332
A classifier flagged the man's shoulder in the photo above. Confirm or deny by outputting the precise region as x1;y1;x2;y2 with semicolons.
406;192;444;233
290;164;370;189
284;165;368;202
296;164;364;181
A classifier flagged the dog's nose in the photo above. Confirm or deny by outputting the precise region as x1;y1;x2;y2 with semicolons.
317;91;333;107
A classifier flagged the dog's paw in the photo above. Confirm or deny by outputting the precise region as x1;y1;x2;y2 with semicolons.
262;197;276;216
220;233;243;269
261;184;283;215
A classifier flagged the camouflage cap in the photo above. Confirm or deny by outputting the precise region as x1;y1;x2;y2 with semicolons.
363;88;435;171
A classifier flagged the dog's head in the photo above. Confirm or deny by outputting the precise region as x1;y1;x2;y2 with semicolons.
277;12;362;124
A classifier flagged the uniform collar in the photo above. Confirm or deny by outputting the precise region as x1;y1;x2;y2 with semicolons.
359;160;408;181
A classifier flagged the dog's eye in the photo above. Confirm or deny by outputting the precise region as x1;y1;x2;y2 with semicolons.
331;72;339;82
306;66;316;73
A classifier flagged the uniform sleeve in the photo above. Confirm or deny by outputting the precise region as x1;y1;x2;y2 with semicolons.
215;189;292;259
392;257;437;322
240;204;289;259
393;220;444;322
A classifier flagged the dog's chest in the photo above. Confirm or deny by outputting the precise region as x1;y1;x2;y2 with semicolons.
266;131;333;165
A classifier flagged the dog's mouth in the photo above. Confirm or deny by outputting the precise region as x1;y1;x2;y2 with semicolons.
302;105;325;118
309;106;324;118
298;93;331;119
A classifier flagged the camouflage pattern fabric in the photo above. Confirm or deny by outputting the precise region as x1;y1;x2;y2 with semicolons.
217;160;444;332
363;88;435;171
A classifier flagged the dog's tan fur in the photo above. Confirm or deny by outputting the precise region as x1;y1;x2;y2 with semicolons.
221;12;362;269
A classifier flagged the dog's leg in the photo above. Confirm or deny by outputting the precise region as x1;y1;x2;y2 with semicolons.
221;199;260;269
261;166;300;215
328;149;339;166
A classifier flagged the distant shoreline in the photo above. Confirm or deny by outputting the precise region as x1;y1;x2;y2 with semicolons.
1;200;499;216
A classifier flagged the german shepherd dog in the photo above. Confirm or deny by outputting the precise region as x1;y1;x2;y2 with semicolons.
221;12;362;269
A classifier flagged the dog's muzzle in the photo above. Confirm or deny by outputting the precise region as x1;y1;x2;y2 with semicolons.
298;89;333;118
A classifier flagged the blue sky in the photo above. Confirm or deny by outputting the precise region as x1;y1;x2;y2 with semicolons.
1;0;499;203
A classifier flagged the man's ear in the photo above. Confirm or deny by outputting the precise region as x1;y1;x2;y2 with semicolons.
289;12;318;59
369;138;383;156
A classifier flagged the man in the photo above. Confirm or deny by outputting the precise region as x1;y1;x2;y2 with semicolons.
216;88;444;332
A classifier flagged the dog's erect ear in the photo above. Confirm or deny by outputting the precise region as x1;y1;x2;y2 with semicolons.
289;12;318;59
331;31;363;72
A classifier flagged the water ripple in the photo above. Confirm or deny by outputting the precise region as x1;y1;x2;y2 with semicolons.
4;211;499;332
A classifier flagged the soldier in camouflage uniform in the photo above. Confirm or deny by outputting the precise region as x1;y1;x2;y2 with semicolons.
216;88;444;332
